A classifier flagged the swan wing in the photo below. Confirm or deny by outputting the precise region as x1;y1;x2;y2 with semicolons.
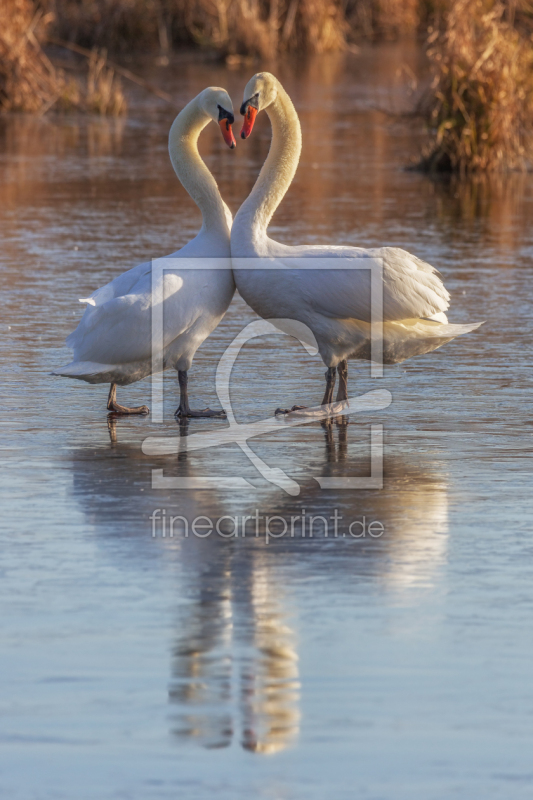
377;247;450;321
77;260;153;308
67;260;154;347
67;270;201;365
266;245;450;323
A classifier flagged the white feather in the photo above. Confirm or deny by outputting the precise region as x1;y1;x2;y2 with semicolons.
53;88;236;388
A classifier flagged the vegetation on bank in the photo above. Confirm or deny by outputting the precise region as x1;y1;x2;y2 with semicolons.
0;0;59;113
417;0;533;172
0;0;126;114
45;0;432;58
2;0;533;171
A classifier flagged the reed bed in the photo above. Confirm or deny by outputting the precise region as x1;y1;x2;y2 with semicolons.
47;0;348;57
0;0;60;112
0;0;126;114
46;0;435;56
417;0;533;172
49;0;166;54
5;0;533;180
85;49;127;115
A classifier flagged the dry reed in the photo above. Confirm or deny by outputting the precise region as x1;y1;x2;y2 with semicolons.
47;0;349;56
85;49;127;115
48;0;166;53
417;0;533;172
376;0;420;39
167;0;348;58
0;0;126;115
45;1;494;56
41;1;533;59
345;0;433;41
0;0;61;112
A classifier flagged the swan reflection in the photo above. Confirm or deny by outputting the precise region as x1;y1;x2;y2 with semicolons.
69;414;451;754
169;544;300;754
317;415;449;589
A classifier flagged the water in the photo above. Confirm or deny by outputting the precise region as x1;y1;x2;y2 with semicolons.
1;45;533;799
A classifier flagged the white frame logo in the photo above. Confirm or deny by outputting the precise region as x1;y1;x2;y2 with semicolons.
142;257;391;495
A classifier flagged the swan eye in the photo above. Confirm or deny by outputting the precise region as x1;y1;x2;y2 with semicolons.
217;104;235;125
240;93;260;116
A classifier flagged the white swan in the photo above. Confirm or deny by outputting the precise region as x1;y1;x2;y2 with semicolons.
232;73;482;412
53;87;236;417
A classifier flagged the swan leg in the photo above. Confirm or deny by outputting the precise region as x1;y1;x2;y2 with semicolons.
107;382;149;415
321;418;336;460
175;370;226;419
275;404;308;415
320;367;337;407
336;360;348;402
107;416;117;445
274;366;339;416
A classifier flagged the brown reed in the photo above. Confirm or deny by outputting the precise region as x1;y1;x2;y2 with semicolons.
48;0;165;53
417;0;533;172
85;49;127;115
0;0;126;115
48;0;349;56
376;0;420;39
0;0;61;112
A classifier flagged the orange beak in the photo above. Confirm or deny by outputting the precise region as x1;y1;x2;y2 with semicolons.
219;118;236;149
240;106;258;139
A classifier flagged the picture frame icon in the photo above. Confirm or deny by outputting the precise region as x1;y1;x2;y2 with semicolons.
143;257;390;495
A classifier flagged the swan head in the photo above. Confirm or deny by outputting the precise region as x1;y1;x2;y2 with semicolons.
199;87;236;149
240;73;278;139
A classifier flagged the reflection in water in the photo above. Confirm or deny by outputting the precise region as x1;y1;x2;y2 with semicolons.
169;549;234;750
83;412;451;754
379;474;448;591
169;544;300;754
86;118;126;159
239;558;300;754
321;416;449;589
429;172;530;257
321;416;349;463
65;413;451;754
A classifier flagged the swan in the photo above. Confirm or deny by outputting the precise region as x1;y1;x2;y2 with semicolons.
53;87;236;417
232;73;482;413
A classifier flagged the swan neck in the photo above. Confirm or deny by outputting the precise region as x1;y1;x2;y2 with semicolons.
234;86;302;242
169;99;229;235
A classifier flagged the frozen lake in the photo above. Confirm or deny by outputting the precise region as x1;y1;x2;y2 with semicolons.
1;46;533;799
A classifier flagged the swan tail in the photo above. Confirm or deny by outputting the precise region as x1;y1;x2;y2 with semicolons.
378;319;484;365
426;311;449;324
428;320;484;336
51;361;122;384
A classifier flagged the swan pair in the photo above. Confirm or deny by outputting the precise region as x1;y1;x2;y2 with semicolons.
55;75;481;417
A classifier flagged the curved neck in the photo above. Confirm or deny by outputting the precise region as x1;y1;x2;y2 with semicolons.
169;98;230;235
234;84;302;243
